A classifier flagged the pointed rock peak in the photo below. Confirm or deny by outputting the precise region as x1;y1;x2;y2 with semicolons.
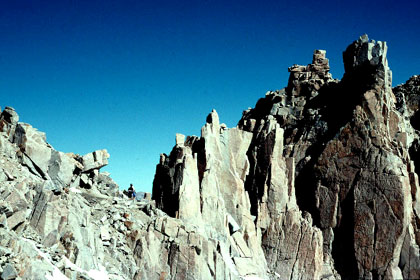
206;109;220;126
288;49;330;75
311;49;330;72
359;33;369;43
175;133;185;146
0;106;19;125
343;35;392;89
343;34;389;73
82;149;109;172
286;49;333;97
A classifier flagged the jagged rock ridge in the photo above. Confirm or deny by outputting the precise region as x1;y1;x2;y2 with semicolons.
1;35;420;279
153;35;420;279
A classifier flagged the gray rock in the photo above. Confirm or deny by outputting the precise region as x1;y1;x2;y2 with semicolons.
42;229;59;247
0;107;19;138
12;123;52;178
0;214;8;230
82;149;109;172
0;107;18;124
1;263;17;280
0;202;13;218
48;150;77;188
6;210;26;230
100;226;111;241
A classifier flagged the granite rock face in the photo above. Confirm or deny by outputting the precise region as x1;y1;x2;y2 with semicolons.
1;35;420;280
153;35;420;279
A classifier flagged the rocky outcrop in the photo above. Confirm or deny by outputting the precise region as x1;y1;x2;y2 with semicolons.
0;107;127;279
153;35;420;279
0;106;271;279
310;35;410;279
152;46;337;280
2;35;420;280
153;111;269;278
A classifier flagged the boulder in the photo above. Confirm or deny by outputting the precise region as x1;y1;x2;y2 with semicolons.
6;210;27;230
0;107;19;138
0;202;13;218
1;263;17;280
13;123;52;178
82;149;109;172
0;107;19;125
0;213;8;229
48;150;77;187
100;226;111;241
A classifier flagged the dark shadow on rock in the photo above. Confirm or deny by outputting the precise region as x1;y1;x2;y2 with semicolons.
331;181;359;279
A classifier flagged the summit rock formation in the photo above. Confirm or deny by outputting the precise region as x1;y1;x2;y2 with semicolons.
153;35;420;279
1;35;420;279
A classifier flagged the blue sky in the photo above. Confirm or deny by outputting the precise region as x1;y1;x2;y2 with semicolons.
1;0;419;192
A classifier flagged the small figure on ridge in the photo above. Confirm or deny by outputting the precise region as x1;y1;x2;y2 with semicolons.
127;183;136;200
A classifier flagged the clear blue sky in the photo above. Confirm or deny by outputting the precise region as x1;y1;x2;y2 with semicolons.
1;0;419;192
